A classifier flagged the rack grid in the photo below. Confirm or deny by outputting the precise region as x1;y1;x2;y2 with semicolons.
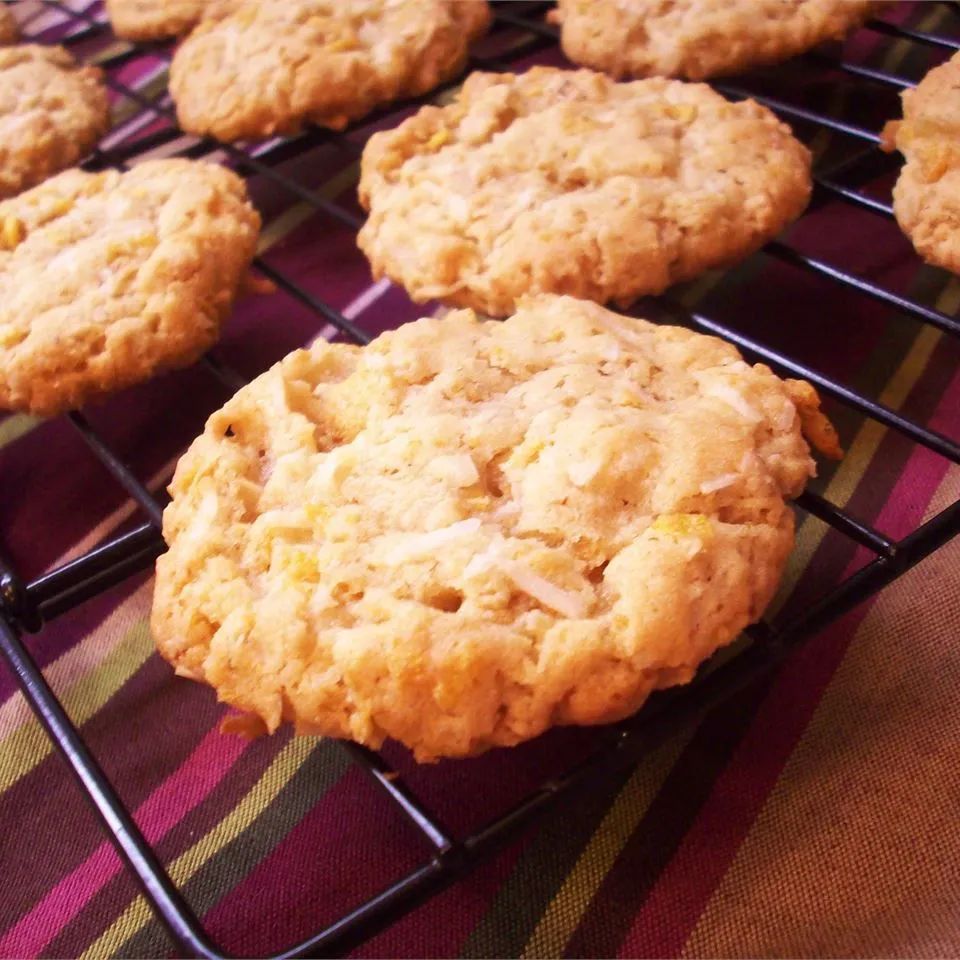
2;2;959;956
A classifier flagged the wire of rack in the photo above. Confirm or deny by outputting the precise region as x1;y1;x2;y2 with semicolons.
1;2;959;957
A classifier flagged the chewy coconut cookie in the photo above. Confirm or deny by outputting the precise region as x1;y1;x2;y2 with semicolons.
551;0;878;81
105;0;212;40
169;0;491;142
0;45;110;200
152;294;841;762
0;6;19;45
881;51;960;274
358;67;812;317
0;159;261;416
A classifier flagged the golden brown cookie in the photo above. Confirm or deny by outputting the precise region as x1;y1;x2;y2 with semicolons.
0;159;261;416
551;0;878;80
105;0;212;40
0;45;110;200
168;0;491;142
881;51;960;274
152;294;840;762
358;67;812;317
0;5;20;45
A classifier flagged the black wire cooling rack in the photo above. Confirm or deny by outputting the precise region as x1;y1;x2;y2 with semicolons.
2;1;960;957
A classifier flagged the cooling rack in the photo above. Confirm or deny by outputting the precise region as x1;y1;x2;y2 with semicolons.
2;1;960;956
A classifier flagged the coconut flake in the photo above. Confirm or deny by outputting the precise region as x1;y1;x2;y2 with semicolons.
497;559;587;619
363;352;390;370
699;473;738;494
463;540;503;578
250;508;312;535
446;193;469;223
775;402;797;430
386;518;482;564
429;453;479;487
595;315;650;352
183;490;219;544
702;382;763;423
567;459;602;487
313;448;352;490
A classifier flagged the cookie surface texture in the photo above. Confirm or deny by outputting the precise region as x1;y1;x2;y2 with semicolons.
358;67;812;316
0;159;261;415
0;45;110;199
552;0;877;80
169;0;491;142
152;294;838;762
882;50;960;274
105;0;212;40
0;5;19;45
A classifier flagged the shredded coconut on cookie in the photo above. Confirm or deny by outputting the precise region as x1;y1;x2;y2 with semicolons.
153;295;841;762
551;0;878;80
0;159;261;415
170;0;491;142
359;67;811;316
882;50;960;275
0;45;109;199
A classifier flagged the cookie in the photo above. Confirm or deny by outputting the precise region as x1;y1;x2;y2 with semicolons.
105;0;211;40
0;159;261;416
169;0;491;142
0;45;110;200
0;5;19;45
881;51;960;274
551;0;878;81
358;67;812;317
152;294;840;762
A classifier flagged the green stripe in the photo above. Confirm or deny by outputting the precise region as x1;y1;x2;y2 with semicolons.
458;762;640;958
0;619;151;793
828;262;959;467
80;736;315;958
41;724;289;959
111;70;171;129
114;742;350;958
823;268;948;476
520;733;692;958
0;414;40;450
461;165;960;960
258;162;361;254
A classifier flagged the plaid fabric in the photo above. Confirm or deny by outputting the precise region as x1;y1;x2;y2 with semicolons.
1;2;960;957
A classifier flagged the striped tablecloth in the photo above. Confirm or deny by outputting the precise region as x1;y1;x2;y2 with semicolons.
1;1;959;957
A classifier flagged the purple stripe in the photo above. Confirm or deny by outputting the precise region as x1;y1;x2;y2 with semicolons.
0;573;147;709
206;725;608;956
0;727;246;958
41;730;292;958
0;657;221;925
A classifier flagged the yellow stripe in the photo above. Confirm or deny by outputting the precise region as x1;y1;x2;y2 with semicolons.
772;274;960;610
111;70;170;128
518;273;960;955
0;618;152;793
880;6;946;73
683;463;960;958
80;737;317;960
677;268;726;309
774;327;940;609
90;40;136;68
809;68;855;162
0;582;152;742
0;414;40;450
520;734;692;959
257;163;360;255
